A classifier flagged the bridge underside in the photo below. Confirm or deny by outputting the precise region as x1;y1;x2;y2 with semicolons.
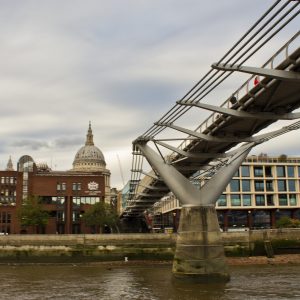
124;46;300;217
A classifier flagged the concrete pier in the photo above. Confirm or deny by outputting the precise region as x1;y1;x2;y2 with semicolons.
172;205;230;282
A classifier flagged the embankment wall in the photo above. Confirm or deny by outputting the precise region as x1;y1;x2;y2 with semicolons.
0;229;299;262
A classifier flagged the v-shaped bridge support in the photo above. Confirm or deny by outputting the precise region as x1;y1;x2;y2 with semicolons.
135;142;253;206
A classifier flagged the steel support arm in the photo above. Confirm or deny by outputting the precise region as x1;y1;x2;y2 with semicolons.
177;101;300;120
156;122;253;143
136;141;254;206
252;120;300;144
139;184;169;191
136;142;204;206
198;144;253;205
154;140;227;158
212;63;300;82
140;170;162;181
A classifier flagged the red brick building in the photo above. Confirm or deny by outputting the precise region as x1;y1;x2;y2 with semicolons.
0;123;111;234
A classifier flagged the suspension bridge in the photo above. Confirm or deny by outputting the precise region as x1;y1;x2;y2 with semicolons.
122;0;300;281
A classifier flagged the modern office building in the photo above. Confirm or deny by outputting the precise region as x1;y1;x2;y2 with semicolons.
152;154;300;231
0;123;112;234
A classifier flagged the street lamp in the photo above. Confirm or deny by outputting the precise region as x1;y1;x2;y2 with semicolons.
172;211;177;233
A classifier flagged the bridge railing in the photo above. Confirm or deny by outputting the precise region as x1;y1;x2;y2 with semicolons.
174;32;300;156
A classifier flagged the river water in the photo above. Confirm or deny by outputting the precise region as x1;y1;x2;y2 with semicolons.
0;263;299;300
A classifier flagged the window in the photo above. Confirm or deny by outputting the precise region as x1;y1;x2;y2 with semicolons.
0;212;10;223
289;194;297;206
255;195;265;206
230;180;240;192
72;183;81;191
287;166;295;178
241;166;250;177
72;211;81;222
278;194;288;206
276;166;285;177
231;194;241;206
265;166;272;177
242;194;251;206
266;194;274;206
52;197;65;205
288;180;296;192
241;180;251;192
72;197;81;205
277;180;286;192
266;180;273;191
57;182;66;191
255;180;264;191
56;211;65;222
217;195;227;206
254;167;264;177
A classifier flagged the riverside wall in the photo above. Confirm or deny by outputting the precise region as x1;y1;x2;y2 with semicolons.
0;229;299;263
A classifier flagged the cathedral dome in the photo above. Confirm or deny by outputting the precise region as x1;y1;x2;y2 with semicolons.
72;122;106;172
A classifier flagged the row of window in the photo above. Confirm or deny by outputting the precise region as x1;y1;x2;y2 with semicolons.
40;196;102;205
41;196;65;205
217;209;300;229
72;197;101;205
235;165;299;178
57;183;82;191
218;194;297;207
0;189;16;197
0;197;16;205
229;179;298;192
0;177;17;185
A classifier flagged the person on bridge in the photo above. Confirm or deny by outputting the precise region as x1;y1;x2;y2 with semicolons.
254;76;260;86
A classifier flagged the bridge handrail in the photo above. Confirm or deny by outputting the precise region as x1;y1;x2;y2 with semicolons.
174;31;300;156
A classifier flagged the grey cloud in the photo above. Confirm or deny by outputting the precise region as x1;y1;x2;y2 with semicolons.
54;137;83;148
0;0;298;188
11;140;50;150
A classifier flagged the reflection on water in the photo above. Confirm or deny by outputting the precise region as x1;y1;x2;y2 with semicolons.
0;263;299;299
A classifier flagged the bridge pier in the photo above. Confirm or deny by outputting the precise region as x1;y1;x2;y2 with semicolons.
135;142;252;282
172;205;229;282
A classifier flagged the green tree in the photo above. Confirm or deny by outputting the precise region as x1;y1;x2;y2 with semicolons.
278;154;287;162
276;216;300;228
82;202;118;233
18;196;49;233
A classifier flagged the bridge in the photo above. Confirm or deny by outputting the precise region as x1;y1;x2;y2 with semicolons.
122;1;300;281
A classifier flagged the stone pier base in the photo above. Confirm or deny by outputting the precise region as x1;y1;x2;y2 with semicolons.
172;205;230;282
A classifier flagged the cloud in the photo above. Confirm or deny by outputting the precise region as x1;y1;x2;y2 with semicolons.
11;140;50;151
0;0;298;188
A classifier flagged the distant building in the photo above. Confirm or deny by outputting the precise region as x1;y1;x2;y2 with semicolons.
0;123;112;234
152;154;300;231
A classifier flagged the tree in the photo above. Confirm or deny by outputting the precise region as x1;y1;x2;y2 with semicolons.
18;196;49;233
278;154;287;162
276;216;300;228
82;201;118;233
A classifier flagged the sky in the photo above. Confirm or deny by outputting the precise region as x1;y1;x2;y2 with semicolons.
0;0;299;189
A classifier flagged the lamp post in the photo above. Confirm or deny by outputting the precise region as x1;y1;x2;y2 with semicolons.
247;210;252;229
172;211;177;233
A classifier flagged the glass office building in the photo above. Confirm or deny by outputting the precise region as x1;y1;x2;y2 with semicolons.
152;155;300;231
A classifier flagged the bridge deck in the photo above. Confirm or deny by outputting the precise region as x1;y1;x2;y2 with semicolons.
124;36;300;217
